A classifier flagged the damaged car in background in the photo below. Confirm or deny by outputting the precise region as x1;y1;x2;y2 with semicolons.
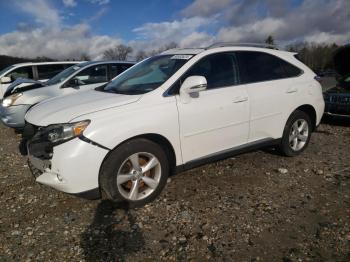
323;44;350;117
0;61;79;99
0;61;134;129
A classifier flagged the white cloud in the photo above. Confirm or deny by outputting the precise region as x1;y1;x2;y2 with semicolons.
0;24;122;60
182;0;232;17
88;0;110;5
63;0;77;7
304;32;350;45
217;17;286;43
15;0;61;27
133;16;217;44
179;32;215;48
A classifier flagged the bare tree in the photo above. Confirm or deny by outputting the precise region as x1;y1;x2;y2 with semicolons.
135;50;148;61
103;44;133;61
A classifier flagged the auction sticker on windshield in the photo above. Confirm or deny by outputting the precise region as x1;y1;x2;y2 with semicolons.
171;55;193;60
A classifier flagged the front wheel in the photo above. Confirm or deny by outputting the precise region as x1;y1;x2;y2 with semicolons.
279;110;312;156
100;138;169;207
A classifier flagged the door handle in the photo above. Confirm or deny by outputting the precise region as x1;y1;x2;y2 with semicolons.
286;88;297;93
233;96;248;103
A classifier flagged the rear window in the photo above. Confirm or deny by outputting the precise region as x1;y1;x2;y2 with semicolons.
281;60;302;77
237;51;302;84
5;66;33;82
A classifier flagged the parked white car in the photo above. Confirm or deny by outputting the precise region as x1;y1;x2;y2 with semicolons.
0;61;134;128
24;44;325;206
0;61;79;99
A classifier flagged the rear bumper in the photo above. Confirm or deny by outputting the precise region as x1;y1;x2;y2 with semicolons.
0;103;31;128
27;137;109;198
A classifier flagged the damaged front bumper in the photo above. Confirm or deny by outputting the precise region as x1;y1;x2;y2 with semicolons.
27;133;109;199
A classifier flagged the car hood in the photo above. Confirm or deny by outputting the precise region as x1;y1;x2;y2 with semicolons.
25;90;142;126
4;78;44;97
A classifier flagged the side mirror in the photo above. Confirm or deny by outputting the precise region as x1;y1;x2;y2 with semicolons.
1;76;11;84
64;78;80;89
179;76;207;103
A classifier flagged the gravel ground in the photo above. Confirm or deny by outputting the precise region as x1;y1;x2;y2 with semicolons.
0;117;349;262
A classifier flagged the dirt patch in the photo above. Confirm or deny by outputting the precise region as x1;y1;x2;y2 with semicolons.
0;118;349;261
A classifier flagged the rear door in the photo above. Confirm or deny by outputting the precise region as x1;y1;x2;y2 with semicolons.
176;52;250;163
237;51;302;142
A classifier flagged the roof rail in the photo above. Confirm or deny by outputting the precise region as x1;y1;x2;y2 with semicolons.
206;42;279;50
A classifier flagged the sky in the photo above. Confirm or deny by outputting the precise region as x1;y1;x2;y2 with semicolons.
0;0;349;59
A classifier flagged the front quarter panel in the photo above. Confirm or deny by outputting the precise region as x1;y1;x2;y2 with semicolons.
73;94;183;166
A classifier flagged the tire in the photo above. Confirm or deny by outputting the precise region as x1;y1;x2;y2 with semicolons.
279;110;312;157
100;138;169;207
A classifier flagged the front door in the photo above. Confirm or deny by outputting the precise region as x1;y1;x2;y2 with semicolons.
62;64;109;95
176;52;250;163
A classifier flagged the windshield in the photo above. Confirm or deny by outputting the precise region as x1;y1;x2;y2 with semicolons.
45;65;82;86
102;55;191;95
0;65;15;76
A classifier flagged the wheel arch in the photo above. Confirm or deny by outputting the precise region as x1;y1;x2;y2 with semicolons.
294;104;317;131
98;133;177;194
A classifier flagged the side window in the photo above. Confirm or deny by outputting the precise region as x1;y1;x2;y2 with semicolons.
5;66;33;82
118;64;132;74
110;64;119;79
280;60;303;77
37;64;65;80
169;52;240;94
110;64;133;80
72;65;108;85
186;53;240;89
237;51;300;83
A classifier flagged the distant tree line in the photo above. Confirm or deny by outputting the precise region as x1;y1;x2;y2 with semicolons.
0;37;343;72
286;42;339;71
102;42;178;62
0;55;56;70
264;35;339;71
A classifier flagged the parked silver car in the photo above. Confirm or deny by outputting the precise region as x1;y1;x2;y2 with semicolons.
0;61;134;129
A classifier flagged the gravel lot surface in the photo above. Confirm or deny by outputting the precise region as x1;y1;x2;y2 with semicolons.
0;117;349;262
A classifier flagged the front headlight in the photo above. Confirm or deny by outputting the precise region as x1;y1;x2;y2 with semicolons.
43;120;90;144
2;93;22;107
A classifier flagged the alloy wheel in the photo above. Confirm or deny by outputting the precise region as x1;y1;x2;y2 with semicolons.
116;152;161;201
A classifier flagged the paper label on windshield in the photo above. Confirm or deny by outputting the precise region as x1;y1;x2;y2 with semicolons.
171;55;193;60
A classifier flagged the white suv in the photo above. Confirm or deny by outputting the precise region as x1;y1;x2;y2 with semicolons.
24;44;325;206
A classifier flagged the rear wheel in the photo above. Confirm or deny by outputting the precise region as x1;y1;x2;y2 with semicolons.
279;110;312;156
100;138;169;207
